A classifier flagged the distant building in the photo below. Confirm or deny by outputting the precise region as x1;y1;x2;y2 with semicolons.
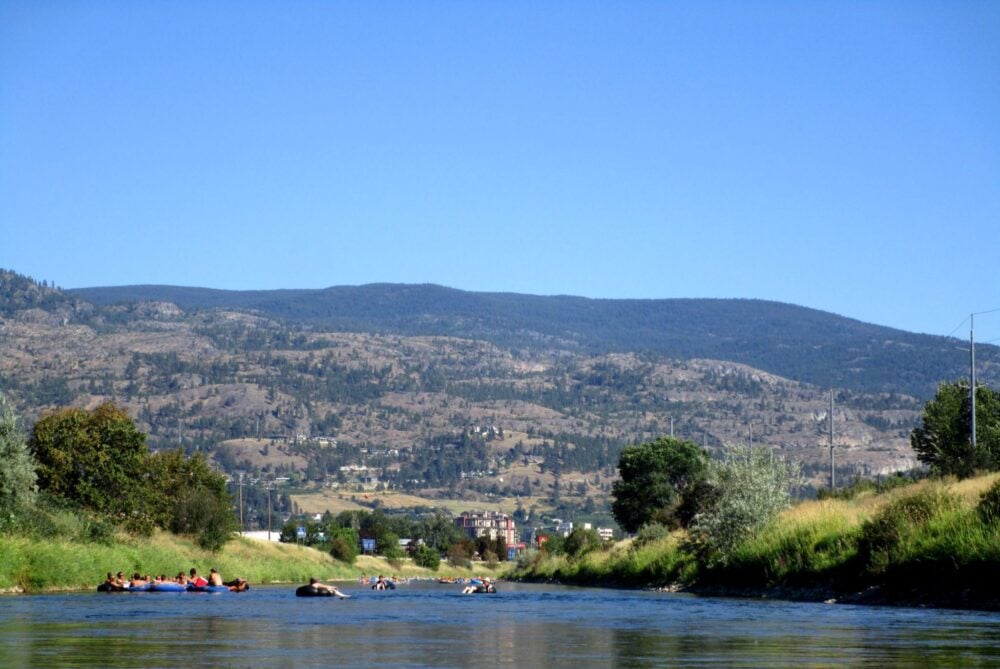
455;511;518;545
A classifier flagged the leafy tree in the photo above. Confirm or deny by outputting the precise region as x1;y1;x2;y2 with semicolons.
329;527;360;564
563;527;601;558
148;448;235;551
0;393;37;517
688;444;799;565
911;381;1000;478
611;437;709;533
29;403;154;533
447;538;475;568
412;543;441;570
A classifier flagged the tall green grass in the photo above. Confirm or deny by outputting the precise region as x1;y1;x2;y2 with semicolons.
510;474;1000;606
0;532;355;592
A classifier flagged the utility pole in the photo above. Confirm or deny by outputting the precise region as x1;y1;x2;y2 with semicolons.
971;314;977;450
238;473;244;534
829;390;835;492
267;482;272;542
669;416;674;438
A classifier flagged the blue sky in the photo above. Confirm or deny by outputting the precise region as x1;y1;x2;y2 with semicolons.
1;1;998;341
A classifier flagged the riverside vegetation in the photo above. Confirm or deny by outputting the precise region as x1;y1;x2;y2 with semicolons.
511;380;1000;610
0;393;497;593
511;472;1000;609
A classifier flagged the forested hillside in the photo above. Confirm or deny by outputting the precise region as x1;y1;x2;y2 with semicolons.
1;268;956;515
69;281;999;398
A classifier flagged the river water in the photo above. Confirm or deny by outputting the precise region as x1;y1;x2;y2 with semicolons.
2;581;999;668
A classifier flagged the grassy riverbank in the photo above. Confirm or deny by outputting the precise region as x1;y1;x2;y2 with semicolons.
511;473;1000;609
0;531;504;593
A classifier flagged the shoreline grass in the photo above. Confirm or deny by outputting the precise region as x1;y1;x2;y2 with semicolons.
0;531;504;594
509;473;1000;610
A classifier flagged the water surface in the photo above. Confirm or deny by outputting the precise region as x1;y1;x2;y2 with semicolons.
2;582;999;667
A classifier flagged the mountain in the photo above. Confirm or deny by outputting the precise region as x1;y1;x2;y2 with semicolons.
0;267;993;510
69;282;998;399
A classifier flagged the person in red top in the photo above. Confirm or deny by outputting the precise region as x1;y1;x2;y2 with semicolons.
189;568;208;587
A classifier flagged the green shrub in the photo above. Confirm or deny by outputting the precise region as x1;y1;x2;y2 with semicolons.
857;488;958;574
634;523;671;546
688;444;799;566
412;544;440;570
328;527;360;564
564;528;602;558
977;479;1000;525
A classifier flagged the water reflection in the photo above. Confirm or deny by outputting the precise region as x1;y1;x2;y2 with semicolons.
2;584;1000;668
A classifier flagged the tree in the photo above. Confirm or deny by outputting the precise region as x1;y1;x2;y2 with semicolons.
563;527;601;558
911;381;1000;478
611;437;709;533
147;448;235;551
329;527;360;564
688;444;799;565
412;543;441;570
29;403;154;532
0;393;37;516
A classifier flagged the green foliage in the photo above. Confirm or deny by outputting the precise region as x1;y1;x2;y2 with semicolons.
412;543;441;570
976;479;1000;525
857;487;959;574
379;531;404;559
447;539;474;568
688;444;799;565
611;437;709;533
563;527;602;558
29;404;154;533
633;522;671;546
911;381;1000;477
328;527;360;564
0;392;37;516
23;404;236;547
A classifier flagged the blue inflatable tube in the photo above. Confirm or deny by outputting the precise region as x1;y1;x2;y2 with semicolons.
149;582;187;593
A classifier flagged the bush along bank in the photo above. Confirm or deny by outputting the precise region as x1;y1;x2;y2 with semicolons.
509;474;1000;610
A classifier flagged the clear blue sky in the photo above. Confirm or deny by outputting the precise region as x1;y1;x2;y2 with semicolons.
2;1;998;341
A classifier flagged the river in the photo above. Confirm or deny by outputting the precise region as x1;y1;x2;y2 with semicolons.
2;581;999;667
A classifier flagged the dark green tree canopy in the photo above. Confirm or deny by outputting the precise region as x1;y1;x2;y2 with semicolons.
29;403;152;528
28;403;236;545
611;436;709;533
911;381;1000;478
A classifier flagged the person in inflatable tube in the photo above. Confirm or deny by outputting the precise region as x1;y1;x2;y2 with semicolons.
462;577;496;594
297;578;350;598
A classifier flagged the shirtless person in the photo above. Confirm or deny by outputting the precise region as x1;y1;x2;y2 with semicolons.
309;577;349;598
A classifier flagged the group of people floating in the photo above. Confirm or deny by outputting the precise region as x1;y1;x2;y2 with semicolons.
99;567;249;592
295;574;497;597
101;567;492;596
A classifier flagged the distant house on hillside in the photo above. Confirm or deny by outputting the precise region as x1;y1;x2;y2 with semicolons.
455;511;518;545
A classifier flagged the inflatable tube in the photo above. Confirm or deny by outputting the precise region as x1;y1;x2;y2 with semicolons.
127;583;151;592
296;585;335;597
187;584;229;593
149;582;187;593
97;583;126;592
